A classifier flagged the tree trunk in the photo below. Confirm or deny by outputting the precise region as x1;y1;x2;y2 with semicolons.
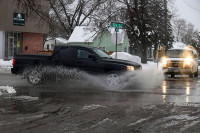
141;44;147;63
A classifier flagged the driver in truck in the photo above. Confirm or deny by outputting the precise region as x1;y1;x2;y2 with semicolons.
162;46;199;78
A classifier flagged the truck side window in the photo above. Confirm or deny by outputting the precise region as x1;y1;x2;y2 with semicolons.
59;47;73;60
77;49;91;59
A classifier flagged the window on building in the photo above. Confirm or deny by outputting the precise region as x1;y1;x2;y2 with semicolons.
124;47;127;52
47;44;49;50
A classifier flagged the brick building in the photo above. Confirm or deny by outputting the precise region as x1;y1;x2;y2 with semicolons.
0;0;49;59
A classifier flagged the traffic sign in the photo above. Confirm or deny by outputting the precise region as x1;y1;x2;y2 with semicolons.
111;23;123;28
115;27;119;32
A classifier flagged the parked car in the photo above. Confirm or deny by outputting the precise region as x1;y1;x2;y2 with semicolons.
12;45;142;87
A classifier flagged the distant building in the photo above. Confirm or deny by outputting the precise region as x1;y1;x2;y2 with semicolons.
0;0;49;59
67;26;130;53
44;37;68;51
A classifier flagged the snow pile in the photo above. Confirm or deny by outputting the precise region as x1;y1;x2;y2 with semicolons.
110;52;141;65
0;59;12;68
172;42;187;49
56;37;68;44
0;86;16;95
82;104;106;110
142;61;159;71
11;96;39;101
68;26;99;43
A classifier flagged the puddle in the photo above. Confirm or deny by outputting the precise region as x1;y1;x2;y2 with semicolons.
0;86;40;113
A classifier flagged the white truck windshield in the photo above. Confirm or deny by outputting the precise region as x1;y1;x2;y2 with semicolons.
167;50;193;58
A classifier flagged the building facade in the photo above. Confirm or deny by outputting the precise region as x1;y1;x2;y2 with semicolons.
0;0;49;59
68;26;130;53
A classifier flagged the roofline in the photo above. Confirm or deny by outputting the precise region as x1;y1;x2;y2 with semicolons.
54;45;97;49
67;42;93;44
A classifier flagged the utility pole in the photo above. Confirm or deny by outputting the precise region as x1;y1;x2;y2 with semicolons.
164;0;168;50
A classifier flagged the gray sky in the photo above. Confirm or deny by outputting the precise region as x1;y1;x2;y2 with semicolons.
175;0;200;30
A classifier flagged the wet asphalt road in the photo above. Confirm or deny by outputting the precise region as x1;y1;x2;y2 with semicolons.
1;71;200;132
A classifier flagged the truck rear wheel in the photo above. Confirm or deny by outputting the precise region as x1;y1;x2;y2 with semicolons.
27;69;44;85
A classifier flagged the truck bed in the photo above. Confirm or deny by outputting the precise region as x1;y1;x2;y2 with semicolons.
12;54;52;74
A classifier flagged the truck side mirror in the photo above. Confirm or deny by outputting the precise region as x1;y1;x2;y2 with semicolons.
193;54;197;58
88;54;96;59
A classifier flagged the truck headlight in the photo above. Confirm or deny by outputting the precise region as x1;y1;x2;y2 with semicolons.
162;58;167;65
162;58;168;68
127;66;135;71
185;57;192;65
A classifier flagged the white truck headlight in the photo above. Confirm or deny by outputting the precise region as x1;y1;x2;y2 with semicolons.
162;58;168;68
185;57;192;65
162;58;167;65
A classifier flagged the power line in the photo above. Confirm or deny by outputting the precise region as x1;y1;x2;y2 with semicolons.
182;0;200;12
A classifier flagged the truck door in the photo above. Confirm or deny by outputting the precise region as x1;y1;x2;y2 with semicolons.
75;48;101;73
52;47;75;67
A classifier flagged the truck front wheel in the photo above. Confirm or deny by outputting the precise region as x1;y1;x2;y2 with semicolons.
189;73;193;78
106;73;120;88
194;68;198;77
171;74;175;78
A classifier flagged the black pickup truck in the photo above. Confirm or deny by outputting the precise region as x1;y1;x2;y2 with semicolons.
12;45;142;86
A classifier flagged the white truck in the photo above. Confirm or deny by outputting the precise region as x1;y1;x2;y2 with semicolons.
162;46;199;78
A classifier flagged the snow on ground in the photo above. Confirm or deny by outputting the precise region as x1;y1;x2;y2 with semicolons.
82;104;106;110
0;59;12;68
0;86;16;95
110;52;141;65
11;96;39;101
0;59;12;73
142;61;159;70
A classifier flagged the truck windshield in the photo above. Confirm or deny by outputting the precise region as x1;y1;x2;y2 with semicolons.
93;49;111;58
167;50;193;58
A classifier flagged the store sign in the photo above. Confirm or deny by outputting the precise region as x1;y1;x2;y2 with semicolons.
13;13;25;26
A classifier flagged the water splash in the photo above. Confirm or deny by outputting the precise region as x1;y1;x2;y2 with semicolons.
21;65;164;90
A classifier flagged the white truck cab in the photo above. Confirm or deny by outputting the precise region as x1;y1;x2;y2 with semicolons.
162;47;199;78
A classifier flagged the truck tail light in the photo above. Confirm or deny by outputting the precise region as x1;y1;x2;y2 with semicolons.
12;59;15;66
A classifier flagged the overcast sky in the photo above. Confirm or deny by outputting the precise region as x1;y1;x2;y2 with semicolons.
175;0;200;30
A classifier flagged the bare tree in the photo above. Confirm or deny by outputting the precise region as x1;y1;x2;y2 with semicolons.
16;0;104;39
172;18;187;42
118;0;173;63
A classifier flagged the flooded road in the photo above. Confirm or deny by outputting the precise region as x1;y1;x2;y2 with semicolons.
1;72;200;132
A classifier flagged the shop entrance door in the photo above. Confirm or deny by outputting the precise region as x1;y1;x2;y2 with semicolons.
7;32;22;59
8;37;15;59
